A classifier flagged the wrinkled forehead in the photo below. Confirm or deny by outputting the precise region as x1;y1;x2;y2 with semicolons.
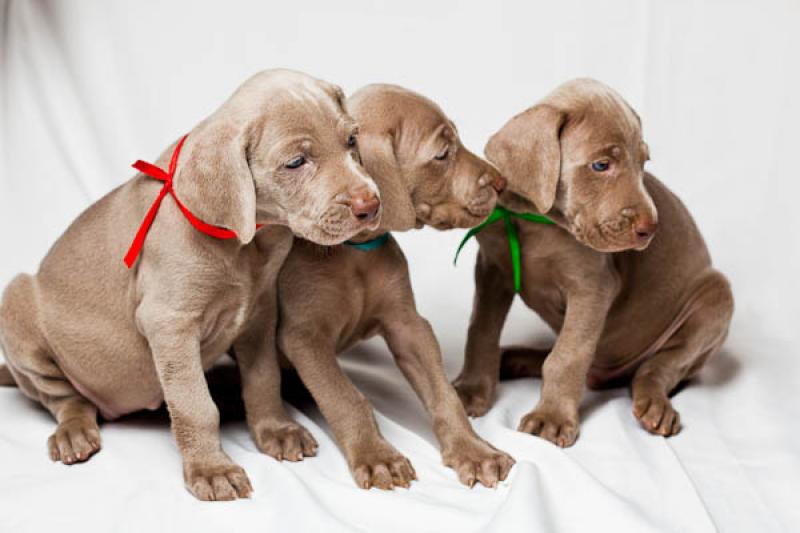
266;92;354;139
562;101;643;159
233;74;355;142
396;96;456;149
411;95;453;131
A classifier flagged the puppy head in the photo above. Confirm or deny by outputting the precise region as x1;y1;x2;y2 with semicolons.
347;85;502;232
173;69;380;246
486;78;658;252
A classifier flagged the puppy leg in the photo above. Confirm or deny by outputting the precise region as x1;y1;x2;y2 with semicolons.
632;271;733;436
383;313;515;488
11;359;100;465
0;274;100;464
233;302;317;462
518;289;613;447
453;253;515;416
280;329;415;490
138;311;251;501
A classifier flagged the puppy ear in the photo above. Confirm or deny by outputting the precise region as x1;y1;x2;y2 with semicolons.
485;104;565;214
173;118;257;244
357;131;417;231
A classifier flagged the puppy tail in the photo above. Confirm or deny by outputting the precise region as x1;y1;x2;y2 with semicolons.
499;346;549;380
0;364;17;387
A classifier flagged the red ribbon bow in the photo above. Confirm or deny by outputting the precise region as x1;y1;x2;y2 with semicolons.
124;134;250;268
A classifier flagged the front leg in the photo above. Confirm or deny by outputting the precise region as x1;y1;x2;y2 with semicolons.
279;327;416;490
518;288;613;447
453;251;515;416
382;311;515;488
233;300;317;462
139;313;252;501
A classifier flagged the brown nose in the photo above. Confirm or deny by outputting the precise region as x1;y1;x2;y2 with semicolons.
350;191;380;222
492;175;507;193
634;218;658;240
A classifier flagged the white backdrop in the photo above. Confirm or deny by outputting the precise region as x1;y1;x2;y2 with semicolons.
1;1;799;532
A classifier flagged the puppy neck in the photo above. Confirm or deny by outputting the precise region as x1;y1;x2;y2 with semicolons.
346;228;390;244
498;190;568;226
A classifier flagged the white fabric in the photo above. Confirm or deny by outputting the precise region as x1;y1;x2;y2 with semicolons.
1;1;798;531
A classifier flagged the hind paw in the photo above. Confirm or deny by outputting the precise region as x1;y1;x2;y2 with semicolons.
48;417;101;464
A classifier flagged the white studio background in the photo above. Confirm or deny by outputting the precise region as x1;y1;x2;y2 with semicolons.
1;1;798;532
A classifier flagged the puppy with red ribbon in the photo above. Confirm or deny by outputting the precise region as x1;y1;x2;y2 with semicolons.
0;69;380;501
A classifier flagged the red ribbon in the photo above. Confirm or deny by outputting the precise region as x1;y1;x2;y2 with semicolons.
124;134;257;268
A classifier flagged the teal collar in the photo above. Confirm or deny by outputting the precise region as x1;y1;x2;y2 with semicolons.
345;232;391;251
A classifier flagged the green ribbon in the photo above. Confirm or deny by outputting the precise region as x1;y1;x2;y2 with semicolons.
453;206;555;293
345;232;390;251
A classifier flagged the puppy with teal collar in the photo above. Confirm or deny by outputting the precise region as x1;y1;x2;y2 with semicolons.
270;84;513;490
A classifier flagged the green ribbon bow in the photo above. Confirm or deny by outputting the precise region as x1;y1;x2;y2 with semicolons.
454;206;555;293
345;232;391;251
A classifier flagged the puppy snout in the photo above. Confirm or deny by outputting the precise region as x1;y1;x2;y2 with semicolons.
349;191;381;222
633;218;658;241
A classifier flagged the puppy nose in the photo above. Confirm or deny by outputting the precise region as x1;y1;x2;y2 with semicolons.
479;174;507;193
350;191;380;222
634;218;658;240
492;175;507;193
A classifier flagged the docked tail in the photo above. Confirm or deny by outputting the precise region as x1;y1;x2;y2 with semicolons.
0;364;17;387
499;347;550;380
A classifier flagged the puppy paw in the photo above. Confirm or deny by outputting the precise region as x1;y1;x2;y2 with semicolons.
453;378;495;417
254;421;318;461
633;393;681;437
47;417;101;464
518;407;579;447
443;438;515;488
348;441;417;490
184;458;252;501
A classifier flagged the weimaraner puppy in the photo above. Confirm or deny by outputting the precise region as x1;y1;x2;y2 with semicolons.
454;78;733;447
0;69;381;500
275;85;515;489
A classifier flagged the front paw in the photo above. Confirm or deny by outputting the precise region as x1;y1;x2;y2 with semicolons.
518;406;579;448
453;377;495;417
443;438;515;488
252;420;318;461
183;456;253;501
348;440;417;490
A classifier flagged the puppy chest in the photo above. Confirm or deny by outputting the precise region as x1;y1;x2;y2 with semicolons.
520;282;566;329
200;287;256;350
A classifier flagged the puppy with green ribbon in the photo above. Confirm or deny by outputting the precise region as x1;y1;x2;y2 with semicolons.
453;78;733;447
273;84;514;490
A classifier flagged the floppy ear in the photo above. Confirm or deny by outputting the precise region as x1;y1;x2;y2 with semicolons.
357;131;417;232
484;104;565;214
173;118;257;244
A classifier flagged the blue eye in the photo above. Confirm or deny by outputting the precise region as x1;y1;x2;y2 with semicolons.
591;160;610;172
348;134;357;147
286;156;306;169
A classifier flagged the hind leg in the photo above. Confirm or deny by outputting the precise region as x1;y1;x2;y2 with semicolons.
631;271;733;436
45;396;100;464
0;275;100;464
499;347;550;380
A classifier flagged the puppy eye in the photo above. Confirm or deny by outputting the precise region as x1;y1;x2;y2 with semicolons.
591;160;610;172
347;134;357;148
434;147;449;161
285;156;306;169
